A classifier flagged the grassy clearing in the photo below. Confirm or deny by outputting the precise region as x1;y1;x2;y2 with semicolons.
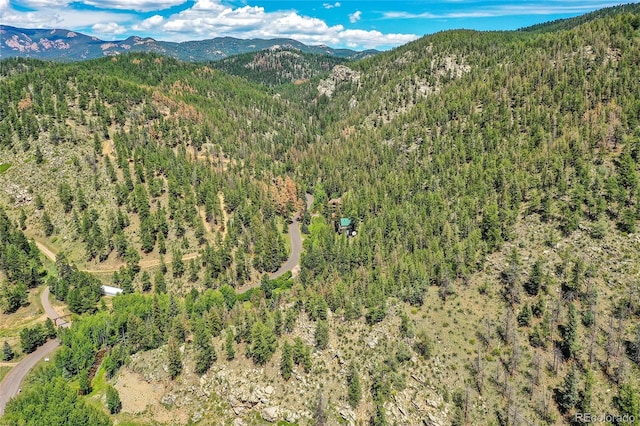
0;287;46;339
0;366;11;382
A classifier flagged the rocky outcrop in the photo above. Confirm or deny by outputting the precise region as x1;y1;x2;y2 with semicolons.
317;65;361;98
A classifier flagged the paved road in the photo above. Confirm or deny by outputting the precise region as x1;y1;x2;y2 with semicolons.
0;287;69;416
269;193;313;280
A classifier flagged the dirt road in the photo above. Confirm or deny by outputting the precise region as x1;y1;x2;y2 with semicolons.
34;240;200;274
0;287;68;416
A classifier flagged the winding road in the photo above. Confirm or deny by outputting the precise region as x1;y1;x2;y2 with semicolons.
0;193;314;417
0;287;69;416
269;193;313;280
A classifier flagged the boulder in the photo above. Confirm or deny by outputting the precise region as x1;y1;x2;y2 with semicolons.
261;406;279;422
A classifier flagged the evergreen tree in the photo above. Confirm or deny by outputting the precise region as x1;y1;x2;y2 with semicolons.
557;364;580;413
250;321;277;365
18;209;26;230
172;249;184;278
315;320;329;350
137;271;151;293
154;269;166;294
193;319;215;375
2;341;14;361
125;246;140;274
41;211;54;237
280;341;293;380
225;329;235;361
524;259;544;296
105;385;122;414
347;363;362;408
414;329;434;359
34;194;44;210
78;369;91;395
561;303;579;359
44;318;56;339
615;383;640;422
580;369;594;413
167;337;182;379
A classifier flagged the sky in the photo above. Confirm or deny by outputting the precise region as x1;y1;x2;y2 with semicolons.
0;1;636;50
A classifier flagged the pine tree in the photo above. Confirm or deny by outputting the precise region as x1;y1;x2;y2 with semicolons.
34;194;44;210
78;369;91;395
44;318;56;338
414;329;434;359
167;337;182;379
154;269;166;294
615;383;640;421
19;209;27;230
172;249;184;278
225;329;235;360
2;341;14;361
250;321;277;365
42;210;54;236
557;364;580;413
347;363;362;408
141;271;151;292
524;259;544;296
580;369;594;413
193;319;215;375
561;303;579;359
280;341;293;380
125;246;141;274
315;320;329;350
105;385;122;414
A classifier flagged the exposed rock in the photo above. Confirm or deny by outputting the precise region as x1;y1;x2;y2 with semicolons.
191;410;203;423
317;65;361;97
232;418;247;426
261;406;279;422
339;406;356;425
160;393;176;406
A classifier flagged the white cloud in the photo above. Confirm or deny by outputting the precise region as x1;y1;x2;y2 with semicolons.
132;14;163;31
92;21;127;35
15;0;71;7
83;0;187;12
323;2;340;9
159;1;416;49
383;1;625;19
0;6;134;30
348;10;361;23
339;29;417;49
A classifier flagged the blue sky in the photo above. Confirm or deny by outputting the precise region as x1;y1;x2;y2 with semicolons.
0;1;635;50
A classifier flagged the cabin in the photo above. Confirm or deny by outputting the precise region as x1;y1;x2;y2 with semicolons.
336;217;357;237
101;285;123;297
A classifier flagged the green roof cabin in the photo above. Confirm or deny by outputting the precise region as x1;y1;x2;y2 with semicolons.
336;217;357;237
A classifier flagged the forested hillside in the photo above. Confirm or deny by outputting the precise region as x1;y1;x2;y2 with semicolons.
2;4;640;425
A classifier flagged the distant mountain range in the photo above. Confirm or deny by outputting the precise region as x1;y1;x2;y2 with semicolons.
0;25;378;62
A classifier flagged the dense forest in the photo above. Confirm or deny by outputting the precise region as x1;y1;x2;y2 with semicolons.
2;4;640;425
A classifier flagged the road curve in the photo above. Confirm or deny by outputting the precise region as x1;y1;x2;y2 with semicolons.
269;193;313;280
0;339;60;416
269;215;303;280
0;287;68;416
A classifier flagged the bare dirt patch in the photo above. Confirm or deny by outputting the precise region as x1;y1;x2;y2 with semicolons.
115;368;189;424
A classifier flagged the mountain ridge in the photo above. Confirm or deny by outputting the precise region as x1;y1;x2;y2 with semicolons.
0;25;378;62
